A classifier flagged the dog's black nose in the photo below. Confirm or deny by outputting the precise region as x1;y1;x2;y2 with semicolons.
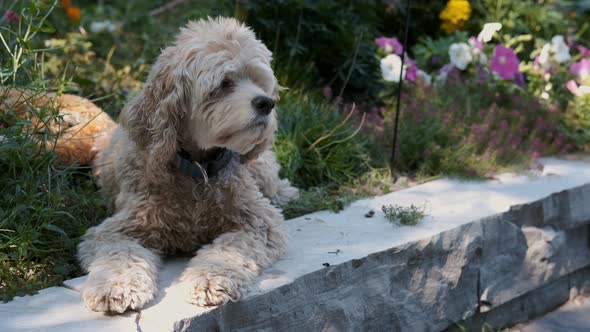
251;96;275;115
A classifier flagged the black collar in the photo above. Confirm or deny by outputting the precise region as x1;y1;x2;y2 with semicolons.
177;147;236;179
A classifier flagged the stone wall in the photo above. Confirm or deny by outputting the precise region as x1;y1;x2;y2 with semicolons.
175;183;590;332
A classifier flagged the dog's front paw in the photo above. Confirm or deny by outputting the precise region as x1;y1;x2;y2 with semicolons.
271;179;299;207
83;271;157;313
185;271;246;307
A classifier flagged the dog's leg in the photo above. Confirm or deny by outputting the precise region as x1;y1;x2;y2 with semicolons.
247;150;299;207
182;198;287;306
78;212;161;313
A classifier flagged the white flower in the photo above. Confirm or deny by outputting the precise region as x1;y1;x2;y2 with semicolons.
540;92;550;100
538;43;551;69
449;43;473;70
579;85;590;95
90;20;117;33
380;54;406;82
551;35;570;63
477;22;502;43
417;69;432;86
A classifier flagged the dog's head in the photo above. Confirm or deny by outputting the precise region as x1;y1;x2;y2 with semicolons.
121;17;280;166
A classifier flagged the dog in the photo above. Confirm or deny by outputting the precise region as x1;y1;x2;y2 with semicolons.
77;17;298;313
0;88;116;166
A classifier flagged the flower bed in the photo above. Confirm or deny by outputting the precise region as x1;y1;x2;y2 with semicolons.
373;2;590;177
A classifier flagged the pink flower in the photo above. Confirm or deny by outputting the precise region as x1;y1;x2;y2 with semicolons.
567;80;580;96
469;36;483;51
490;45;520;80
5;10;18;23
375;36;403;55
566;80;590;96
570;58;590;81
578;45;590;57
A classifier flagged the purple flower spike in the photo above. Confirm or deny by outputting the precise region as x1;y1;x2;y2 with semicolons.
406;60;418;82
5;10;18;23
514;72;526;87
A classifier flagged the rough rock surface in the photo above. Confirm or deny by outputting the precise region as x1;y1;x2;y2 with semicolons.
510;293;590;332
177;185;590;332
177;222;483;332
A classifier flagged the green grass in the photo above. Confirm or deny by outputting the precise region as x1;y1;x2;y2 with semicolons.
274;90;378;189
273;89;390;219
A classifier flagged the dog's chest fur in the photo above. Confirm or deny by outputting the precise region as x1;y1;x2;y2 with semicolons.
121;161;257;254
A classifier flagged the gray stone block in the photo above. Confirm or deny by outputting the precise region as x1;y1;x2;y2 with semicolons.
444;269;579;332
176;221;484;332
509;183;590;230
479;223;590;312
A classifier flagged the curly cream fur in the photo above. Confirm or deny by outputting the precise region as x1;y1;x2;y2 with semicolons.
79;17;297;313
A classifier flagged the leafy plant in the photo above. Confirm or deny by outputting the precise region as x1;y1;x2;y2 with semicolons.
413;31;469;71
281;187;360;219
274;90;377;189
244;0;384;99
0;1;107;301
378;72;570;178
381;203;426;226
563;94;590;148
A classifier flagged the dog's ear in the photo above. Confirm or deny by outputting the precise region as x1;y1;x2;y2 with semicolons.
120;58;189;171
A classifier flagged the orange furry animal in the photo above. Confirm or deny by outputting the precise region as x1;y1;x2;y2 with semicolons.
0;89;116;165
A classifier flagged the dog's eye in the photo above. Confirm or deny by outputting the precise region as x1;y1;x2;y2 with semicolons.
220;78;234;90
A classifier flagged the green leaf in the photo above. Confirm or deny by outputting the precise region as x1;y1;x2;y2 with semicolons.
44;224;67;237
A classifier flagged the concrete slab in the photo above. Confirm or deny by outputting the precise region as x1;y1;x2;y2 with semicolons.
0;287;136;332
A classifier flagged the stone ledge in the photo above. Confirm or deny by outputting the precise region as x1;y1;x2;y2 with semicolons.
4;158;590;332
176;183;590;332
508;183;590;230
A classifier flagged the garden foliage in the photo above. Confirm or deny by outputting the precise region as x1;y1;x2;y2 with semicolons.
2;0;590;301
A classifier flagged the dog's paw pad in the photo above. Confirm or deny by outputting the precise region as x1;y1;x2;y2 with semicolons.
187;273;244;307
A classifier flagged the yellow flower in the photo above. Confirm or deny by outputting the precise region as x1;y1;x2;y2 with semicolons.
439;0;471;33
